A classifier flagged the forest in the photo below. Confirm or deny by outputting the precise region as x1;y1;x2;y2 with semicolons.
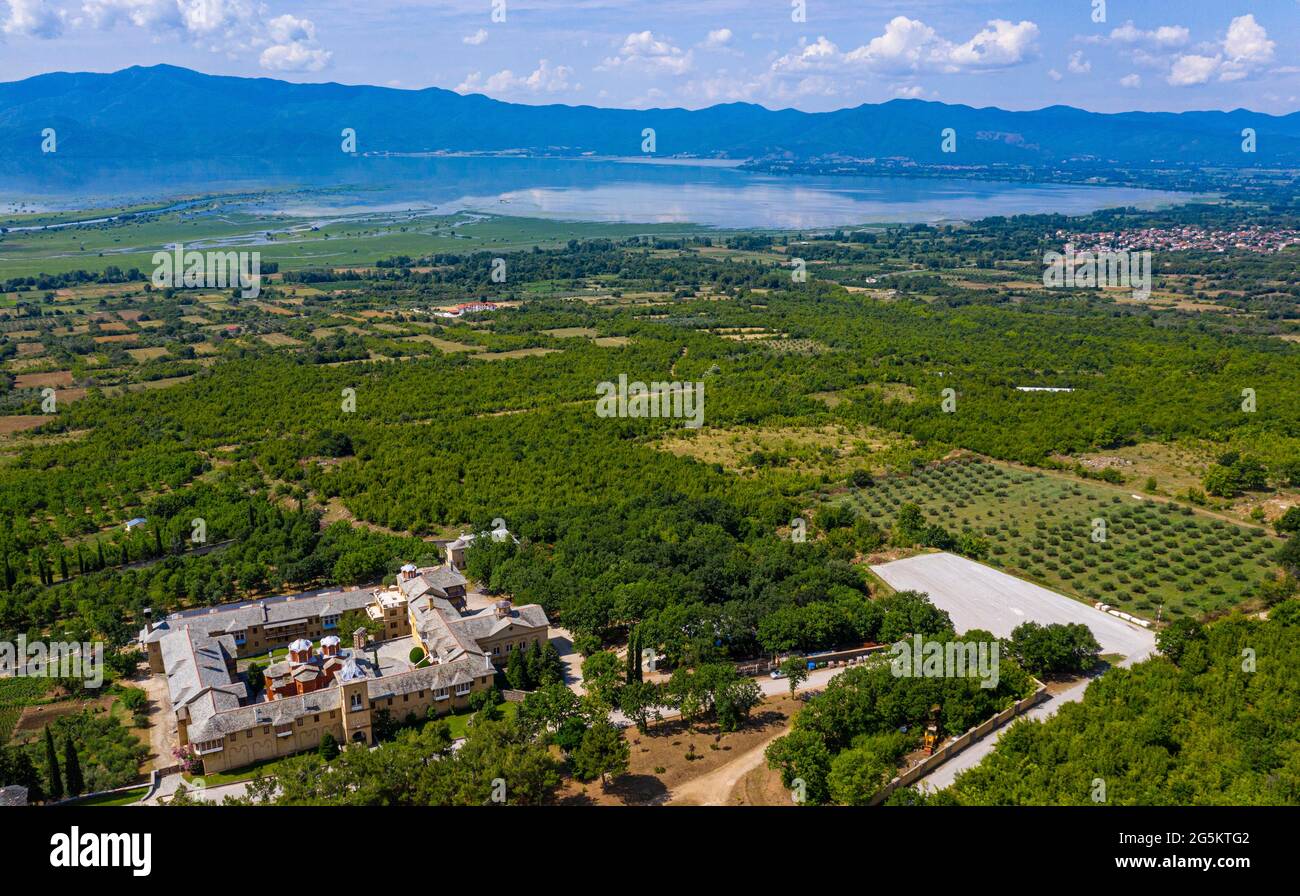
2;216;1298;659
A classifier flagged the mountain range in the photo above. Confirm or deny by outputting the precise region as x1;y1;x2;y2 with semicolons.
2;64;1300;168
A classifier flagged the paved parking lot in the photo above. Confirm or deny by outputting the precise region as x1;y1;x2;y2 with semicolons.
870;552;1155;663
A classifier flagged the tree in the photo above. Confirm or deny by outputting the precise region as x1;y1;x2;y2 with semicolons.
956;531;989;560
63;738;84;797
891;503;928;547
43;727;63;801
1276;507;1300;536
581;651;623;705
877;590;954;642
1157;618;1206;666
318;732;340;761
1203;465;1238;498
716;676;762;732
570;720;629;787
520;683;581;734
618;680;662;734
338;608;379;642
535;639;565;687
625;628;640;685
765;729;831;804
1006;621;1101;677
505;645;529;690
780;656;809;698
827;746;895;805
0;746;44;803
1279;538;1300;578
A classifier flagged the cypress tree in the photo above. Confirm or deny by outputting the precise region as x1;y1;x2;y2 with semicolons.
96;540;105;570
63;738;83;797
43;727;63;801
525;640;542;690
154;526;163;556
505;645;527;690
59;554;69;581
634;631;644;683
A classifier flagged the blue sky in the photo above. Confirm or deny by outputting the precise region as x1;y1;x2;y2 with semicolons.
1;1;1296;113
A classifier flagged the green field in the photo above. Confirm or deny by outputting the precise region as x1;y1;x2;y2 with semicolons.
834;457;1281;619
0;677;53;744
0;202;717;280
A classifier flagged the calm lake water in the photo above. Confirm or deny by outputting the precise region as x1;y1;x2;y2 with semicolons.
2;155;1191;229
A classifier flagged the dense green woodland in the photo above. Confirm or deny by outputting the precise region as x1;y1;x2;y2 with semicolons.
943;607;1300;805
0;201;1298;805
3;233;1299;657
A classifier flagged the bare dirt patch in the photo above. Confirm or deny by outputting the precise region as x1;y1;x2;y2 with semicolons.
555;696;801;806
14;370;73;389
0;415;54;435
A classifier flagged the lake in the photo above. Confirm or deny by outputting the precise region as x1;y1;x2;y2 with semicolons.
0;155;1192;229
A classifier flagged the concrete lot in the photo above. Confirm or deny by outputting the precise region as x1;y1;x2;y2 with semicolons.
870;552;1155;663
871;552;1158;792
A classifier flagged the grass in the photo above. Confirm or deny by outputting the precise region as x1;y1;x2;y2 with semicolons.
442;702;518;739
832;457;1282;619
70;785;150;807
655;422;919;480
184;755;291;787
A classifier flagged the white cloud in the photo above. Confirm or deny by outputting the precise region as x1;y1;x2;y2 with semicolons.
947;19;1039;70
81;0;181;32
260;40;331;72
1223;13;1273;64
702;28;731;49
456;59;576;96
3;0;66;38
1047;68;1062;81
1167;15;1275;87
1119;73;1141;88
1168;53;1220;86
600;30;692;75
1067;50;1090;74
463;27;487;46
1106;21;1190;48
266;13;314;45
81;0;331;71
772;17;1038;78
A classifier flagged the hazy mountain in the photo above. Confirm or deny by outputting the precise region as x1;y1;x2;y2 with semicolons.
2;64;1299;167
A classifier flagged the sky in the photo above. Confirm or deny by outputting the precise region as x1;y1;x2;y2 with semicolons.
0;0;1296;114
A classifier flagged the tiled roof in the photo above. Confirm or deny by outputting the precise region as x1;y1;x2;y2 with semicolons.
144;588;376;643
365;654;493;701
160;629;245;710
188;688;341;742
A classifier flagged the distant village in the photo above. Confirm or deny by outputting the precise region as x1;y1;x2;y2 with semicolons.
1057;224;1300;255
